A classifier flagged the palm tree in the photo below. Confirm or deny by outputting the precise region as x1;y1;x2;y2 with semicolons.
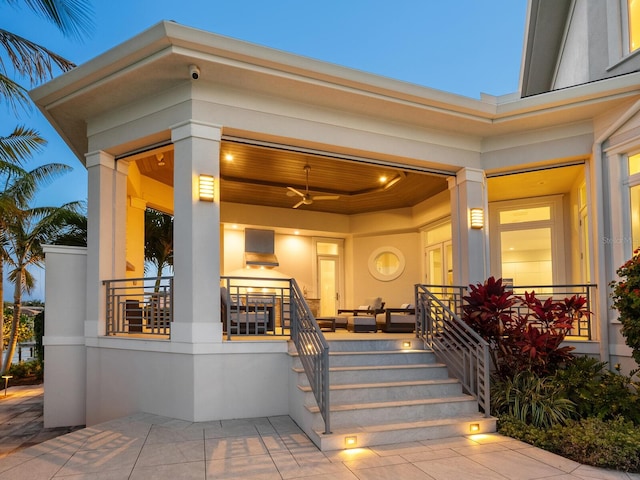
2;201;81;374
0;126;47;364
1;0;93;110
145;208;174;292
52;208;87;246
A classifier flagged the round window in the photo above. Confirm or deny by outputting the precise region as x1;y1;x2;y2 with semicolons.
368;247;405;281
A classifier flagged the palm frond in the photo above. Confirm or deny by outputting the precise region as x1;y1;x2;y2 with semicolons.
0;72;29;111
1;162;72;207
6;0;94;40
0;28;76;85
0;126;46;164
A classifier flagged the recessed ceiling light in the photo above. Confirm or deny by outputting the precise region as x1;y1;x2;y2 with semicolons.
224;153;234;161
379;175;387;183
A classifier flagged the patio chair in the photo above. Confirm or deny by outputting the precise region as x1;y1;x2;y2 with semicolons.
220;287;270;334
336;297;384;332
377;303;416;333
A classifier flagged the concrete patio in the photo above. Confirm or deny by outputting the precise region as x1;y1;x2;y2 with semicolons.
0;384;637;479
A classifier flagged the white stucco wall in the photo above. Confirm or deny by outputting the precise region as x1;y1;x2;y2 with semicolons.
84;340;290;425
554;0;590;90
42;245;87;428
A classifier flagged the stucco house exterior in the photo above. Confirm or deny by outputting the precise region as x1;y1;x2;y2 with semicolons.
31;0;640;449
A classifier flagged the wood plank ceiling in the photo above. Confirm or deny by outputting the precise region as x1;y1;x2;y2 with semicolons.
134;140;450;215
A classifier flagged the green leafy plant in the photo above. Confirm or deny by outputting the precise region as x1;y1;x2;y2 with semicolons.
610;248;640;366
552;357;640;423
499;415;640;473
491;370;575;428
8;358;42;380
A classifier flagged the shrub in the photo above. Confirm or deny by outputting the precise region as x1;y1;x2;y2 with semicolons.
610;249;640;366
463;277;589;378
499;415;640;472
551;356;640;423
8;359;42;380
491;370;575;428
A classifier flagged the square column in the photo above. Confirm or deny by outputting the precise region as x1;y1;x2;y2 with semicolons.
171;121;222;344
449;167;490;286
85;151;127;337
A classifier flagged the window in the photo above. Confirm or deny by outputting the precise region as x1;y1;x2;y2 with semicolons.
629;154;640;249
630;0;640;52
629;153;640;175
489;197;565;288
631;184;640;248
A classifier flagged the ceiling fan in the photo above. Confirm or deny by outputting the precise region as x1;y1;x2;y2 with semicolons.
287;164;340;208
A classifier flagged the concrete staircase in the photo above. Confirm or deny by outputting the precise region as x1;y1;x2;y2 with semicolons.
288;336;496;451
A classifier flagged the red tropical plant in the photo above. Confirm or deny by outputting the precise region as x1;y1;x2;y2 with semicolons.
463;277;590;379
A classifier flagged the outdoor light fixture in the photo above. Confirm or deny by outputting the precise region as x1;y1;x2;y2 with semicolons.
199;174;215;202
470;208;484;229
402;341;412;349
469;423;480;433
344;436;358;448
2;375;12;397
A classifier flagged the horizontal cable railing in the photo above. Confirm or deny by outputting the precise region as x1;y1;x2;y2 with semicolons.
289;278;330;435
103;276;173;337
220;276;293;339
416;284;491;416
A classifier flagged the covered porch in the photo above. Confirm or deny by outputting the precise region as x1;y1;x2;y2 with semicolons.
31;21;628;436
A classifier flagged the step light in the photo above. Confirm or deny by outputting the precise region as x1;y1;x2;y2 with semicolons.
344;436;357;448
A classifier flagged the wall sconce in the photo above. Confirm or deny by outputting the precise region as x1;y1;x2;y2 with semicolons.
344;436;357;448
199;174;215;202
470;208;484;229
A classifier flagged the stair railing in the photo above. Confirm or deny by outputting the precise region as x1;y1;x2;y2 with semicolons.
289;279;331;434
415;284;491;416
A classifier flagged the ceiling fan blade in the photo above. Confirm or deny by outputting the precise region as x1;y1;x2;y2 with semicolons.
287;186;304;197
313;195;340;201
292;199;305;208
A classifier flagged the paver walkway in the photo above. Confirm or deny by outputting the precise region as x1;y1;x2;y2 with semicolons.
0;384;638;479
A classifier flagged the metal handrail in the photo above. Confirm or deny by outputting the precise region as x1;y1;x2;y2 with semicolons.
416;284;491;416
289;278;331;434
505;283;596;340
103;276;173;337
422;283;596;340
220;276;292;338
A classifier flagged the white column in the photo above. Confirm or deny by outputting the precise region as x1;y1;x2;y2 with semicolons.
449;167;489;286
171;121;222;344
85;151;126;337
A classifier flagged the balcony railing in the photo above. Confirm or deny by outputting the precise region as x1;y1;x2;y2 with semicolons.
421;283;596;340
103;276;173;337
220;276;293;338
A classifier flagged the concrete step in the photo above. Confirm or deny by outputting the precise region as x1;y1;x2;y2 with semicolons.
298;378;462;405
289;338;427;354
308;395;479;430
311;415;497;451
293;363;451;386
328;350;435;367
291;350;436;369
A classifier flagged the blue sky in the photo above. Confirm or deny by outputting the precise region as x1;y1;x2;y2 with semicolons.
3;0;528;299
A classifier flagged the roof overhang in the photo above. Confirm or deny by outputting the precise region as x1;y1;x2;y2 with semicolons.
520;0;573;97
30;20;640;168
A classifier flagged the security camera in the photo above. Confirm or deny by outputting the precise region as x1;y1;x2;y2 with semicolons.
189;64;200;80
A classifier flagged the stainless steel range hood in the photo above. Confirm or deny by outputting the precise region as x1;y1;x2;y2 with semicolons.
244;228;279;268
